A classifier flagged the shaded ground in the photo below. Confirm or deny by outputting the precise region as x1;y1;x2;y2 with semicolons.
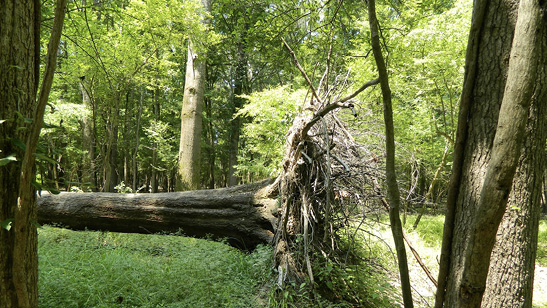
371;215;547;307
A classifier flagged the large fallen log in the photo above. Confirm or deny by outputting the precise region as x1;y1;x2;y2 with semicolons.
37;179;278;249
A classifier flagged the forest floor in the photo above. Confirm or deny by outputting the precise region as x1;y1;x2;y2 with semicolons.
37;215;547;307
371;215;547;307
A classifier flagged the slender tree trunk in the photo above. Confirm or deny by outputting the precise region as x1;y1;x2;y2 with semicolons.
80;79;96;191
176;0;210;191
227;43;247;187
104;92;120;192
0;0;66;306
368;1;413;306
204;93;216;189
176;40;206;191
414;143;449;229
132;86;144;192
151;87;160;193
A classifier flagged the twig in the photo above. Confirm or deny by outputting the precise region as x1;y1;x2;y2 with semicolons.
281;37;322;105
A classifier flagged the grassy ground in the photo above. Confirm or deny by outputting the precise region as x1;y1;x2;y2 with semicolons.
37;216;547;307
399;215;547;307
38;226;273;308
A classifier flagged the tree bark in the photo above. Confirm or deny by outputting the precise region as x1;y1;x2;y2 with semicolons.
482;15;547;308
176;0;210;191
37;179;277;250
368;0;413;306
437;0;546;306
0;0;66;306
80;79;97;191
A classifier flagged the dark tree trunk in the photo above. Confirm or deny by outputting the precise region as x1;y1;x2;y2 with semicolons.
368;0;413;305
37;180;278;250
436;0;546;306
0;0;66;306
0;2;40;306
482;18;547;308
227;40;248;187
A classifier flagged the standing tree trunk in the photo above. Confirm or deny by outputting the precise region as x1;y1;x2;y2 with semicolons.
227;42;247;187
80;78;97;191
176;0;210;191
435;0;546;306
482;18;547;308
104;92;120;192
0;0;66;306
132;86;144;192
368;0;413;306
151;85;160;193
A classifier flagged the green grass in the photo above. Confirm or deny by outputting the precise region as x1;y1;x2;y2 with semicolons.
38;226;273;308
404;215;547;265
38;217;546;307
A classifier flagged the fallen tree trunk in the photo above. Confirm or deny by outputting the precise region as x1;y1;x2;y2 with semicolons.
37;179;278;250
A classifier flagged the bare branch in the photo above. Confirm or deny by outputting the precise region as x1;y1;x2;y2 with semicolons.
281;37;322;105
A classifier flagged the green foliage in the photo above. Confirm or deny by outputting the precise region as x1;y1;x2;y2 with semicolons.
38;226;273;308
0;153;17;166
538;219;547;265
236;86;305;178
114;181;133;193
404;215;446;247
1;218;14;231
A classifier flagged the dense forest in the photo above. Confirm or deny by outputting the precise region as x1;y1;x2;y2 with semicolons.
1;0;546;307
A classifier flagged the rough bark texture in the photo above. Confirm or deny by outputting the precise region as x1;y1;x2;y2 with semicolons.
37;180;277;250
454;0;543;305
0;1;40;307
1;0;66;306
438;0;516;305
482;15;547;308
439;0;547;306
176;0;210;191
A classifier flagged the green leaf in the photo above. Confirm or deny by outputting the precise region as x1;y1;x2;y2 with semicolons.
36;152;58;165
0;154;17;166
47;188;61;195
1;218;14;231
11;138;26;151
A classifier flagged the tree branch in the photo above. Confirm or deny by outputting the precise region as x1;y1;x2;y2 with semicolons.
281;37;322;105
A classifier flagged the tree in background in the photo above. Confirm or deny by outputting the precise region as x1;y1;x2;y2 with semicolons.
176;0;211;191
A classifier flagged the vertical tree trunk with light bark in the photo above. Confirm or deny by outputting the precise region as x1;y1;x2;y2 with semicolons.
176;0;210;191
176;40;206;191
80;79;97;191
